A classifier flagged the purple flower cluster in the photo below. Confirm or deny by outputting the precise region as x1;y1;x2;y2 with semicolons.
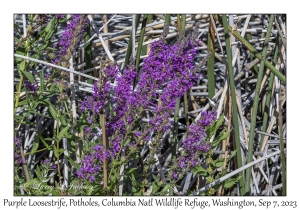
80;82;111;115
139;37;200;134
75;145;109;183
80;65;121;118
56;14;65;19
81;63;138;158
24;81;38;92
14;137;24;165
77;35;206;181
106;64;138;141
52;15;88;67
41;158;57;169
179;111;217;168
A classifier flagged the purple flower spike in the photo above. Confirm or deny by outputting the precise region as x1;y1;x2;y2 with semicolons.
56;14;65;19
52;15;89;66
24;81;38;92
180;110;217;169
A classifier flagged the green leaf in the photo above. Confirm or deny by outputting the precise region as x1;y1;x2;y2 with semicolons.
14;115;24;122
111;159;124;168
15;47;26;57
45;17;55;32
35;165;43;180
76;122;90;133
130;173;139;194
70;141;76;146
191;165;207;176
227;149;237;163
37;43;49;52
36;94;56;107
211;158;225;168
14;36;21;43
44;137;55;141
45;30;55;42
49;104;58;120
51;189;61;196
59;148;66;155
58;15;68;23
214;114;224;131
53;145;59;158
122;138;131;147
151;183;160;194
20;59;26;71
39;70;45;93
17;99;28;106
31;136;40;154
22;71;35;84
66;156;80;171
58;126;69;140
212;129;230;148
129;152;139;160
206;114;224;138
29;54;41;69
29;110;51;118
223;175;242;189
36;131;51;150
152;175;160;182
159;183;171;195
67;134;82;141
60;115;67;127
30;17;57;47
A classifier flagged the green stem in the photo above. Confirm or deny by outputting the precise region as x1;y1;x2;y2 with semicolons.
101;109;108;194
180;14;186;31
123;14;141;70
278;92;286;195
260;35;279;145
245;33;259;75
142;14;153;55
245;14;275;194
134;15;148;86
222;15;244;195
135;15;147;70
14;76;24;115
172;99;180;158
84;23;93;84
207;23;215;98
55;114;62;189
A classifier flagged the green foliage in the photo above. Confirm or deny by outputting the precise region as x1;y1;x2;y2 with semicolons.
223;176;242;189
191;165;207;176
212;129;230;148
13;14;255;197
189;113;240;195
206;114;224;139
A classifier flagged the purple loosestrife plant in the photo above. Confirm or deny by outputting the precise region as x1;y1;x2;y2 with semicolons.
179;111;217;169
76;34;215;189
52;15;88;67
